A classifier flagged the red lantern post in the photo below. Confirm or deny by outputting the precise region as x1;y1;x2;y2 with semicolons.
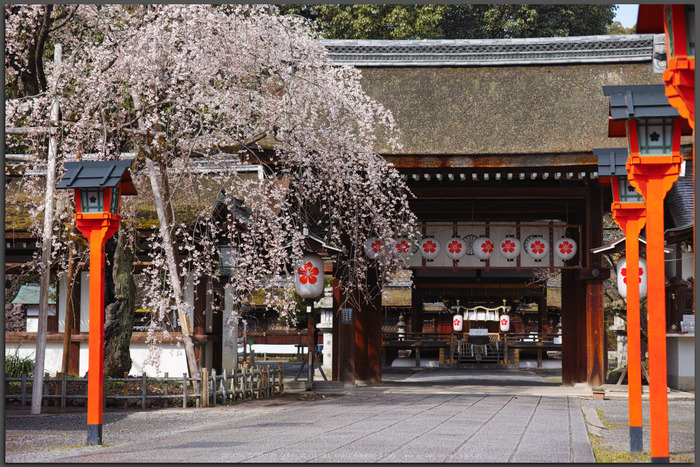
57;160;136;445
595;147;646;452
603;85;687;463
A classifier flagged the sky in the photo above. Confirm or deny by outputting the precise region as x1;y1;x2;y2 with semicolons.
614;4;639;29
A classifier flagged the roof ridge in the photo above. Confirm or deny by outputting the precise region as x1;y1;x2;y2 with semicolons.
321;35;654;67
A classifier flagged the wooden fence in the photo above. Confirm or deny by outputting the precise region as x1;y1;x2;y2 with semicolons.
4;363;284;409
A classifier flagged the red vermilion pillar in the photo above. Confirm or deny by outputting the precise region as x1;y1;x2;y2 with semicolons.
628;152;682;463
76;214;119;446
612;206;646;453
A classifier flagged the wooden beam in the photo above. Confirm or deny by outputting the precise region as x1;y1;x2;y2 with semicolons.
408;186;587;199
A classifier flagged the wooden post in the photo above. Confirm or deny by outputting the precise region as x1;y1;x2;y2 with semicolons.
60;373;67;408
278;362;284;394
141;373;147;409
21;374;27;406
163;372;169;408
182;373;188;408
200;367;208;408
307;300;315;384
210;369;216;406
123;372;129;409
586;184;606;387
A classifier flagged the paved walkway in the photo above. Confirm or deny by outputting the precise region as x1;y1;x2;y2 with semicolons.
4;367;693;463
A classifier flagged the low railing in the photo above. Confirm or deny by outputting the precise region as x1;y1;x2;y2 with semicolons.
4;363;284;409
504;332;562;346
382;332;454;343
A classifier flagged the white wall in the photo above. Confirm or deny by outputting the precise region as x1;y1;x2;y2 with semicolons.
5;342;188;378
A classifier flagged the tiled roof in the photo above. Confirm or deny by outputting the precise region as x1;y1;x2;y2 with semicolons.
11;283;56;305
603;84;681;120
322;35;654;67
593;148;628;177
56;160;137;195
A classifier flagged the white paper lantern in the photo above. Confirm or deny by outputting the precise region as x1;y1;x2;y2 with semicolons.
554;237;578;261
445;237;467;261
364;237;383;259
393;237;413;258
616;256;648;299
453;314;464;332
499;314;510;332
295;253;324;299
472;237;495;261
525;236;549;262
420;237;440;261
499;237;521;261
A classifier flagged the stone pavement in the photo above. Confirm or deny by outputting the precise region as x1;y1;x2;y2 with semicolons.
4;367;693;463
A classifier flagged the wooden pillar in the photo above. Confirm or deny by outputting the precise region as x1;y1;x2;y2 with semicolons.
411;282;422;333
585;279;605;387
585;183;606;387
68;270;81;376
561;268;586;385
354;299;369;384
193;278;207;368
333;278;355;385
365;269;382;384
538;293;547;336
332;278;339;382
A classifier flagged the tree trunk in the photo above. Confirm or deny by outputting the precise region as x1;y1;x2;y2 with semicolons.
31;43;61;415
146;157;199;378
103;232;136;377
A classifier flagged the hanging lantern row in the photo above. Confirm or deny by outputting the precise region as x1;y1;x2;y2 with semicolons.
616;256;648;299
365;235;578;262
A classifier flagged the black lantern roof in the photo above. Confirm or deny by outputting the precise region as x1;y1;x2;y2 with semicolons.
57;160;136;195
602;84;680;121
593;148;629;177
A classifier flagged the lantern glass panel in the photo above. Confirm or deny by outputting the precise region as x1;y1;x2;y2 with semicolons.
80;188;104;213
110;186;121;214
687;5;695;57
617;177;645;204
637;118;674;155
219;245;237;269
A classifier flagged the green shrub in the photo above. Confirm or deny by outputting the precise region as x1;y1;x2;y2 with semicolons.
5;345;35;378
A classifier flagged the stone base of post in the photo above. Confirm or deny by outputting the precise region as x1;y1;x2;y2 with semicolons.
87;424;102;445
630;426;643;453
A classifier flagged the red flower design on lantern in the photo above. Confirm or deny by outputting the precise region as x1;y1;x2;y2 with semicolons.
530;240;545;255
481;240;494;254
371;240;383;254
423;240;437;253
395;240;410;254
502;239;516;253
501;317;509;326
620;267;643;285
558;241;573;256
448;240;462;254
297;262;319;285
453;317;461;327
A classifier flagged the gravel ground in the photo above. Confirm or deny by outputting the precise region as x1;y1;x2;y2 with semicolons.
580;398;695;462
4;395;306;463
